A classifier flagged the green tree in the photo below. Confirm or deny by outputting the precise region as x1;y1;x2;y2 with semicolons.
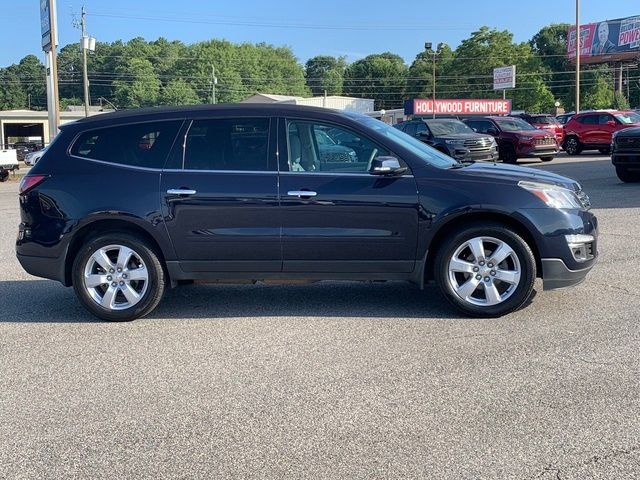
113;58;161;108
343;52;408;109
160;79;200;105
305;55;346;95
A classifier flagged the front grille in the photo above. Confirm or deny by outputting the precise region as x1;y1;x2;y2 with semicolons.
464;137;493;153
616;136;640;149
534;137;556;146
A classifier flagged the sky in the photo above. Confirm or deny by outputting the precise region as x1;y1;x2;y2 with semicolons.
1;0;638;67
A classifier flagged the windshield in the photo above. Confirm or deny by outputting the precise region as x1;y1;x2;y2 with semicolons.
614;112;640;124
529;116;558;125
495;118;537;132
355;116;457;168
424;119;474;136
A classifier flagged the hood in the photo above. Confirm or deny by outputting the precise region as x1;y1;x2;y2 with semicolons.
513;129;554;138
437;133;492;141
454;162;579;191
615;125;640;137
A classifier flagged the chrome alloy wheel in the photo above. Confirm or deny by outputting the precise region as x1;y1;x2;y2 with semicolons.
447;236;521;307
83;245;149;311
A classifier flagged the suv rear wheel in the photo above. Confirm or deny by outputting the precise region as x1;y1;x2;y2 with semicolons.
564;136;582;155
72;233;166;321
616;166;640;183
435;223;536;317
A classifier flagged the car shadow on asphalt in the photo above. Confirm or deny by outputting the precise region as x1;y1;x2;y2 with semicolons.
0;279;475;323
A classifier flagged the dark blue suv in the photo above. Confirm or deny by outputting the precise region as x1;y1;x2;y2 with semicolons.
16;104;598;321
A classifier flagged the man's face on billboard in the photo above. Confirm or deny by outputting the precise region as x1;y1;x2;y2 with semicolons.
598;22;609;43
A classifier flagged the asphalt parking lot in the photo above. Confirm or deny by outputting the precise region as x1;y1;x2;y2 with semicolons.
0;153;638;479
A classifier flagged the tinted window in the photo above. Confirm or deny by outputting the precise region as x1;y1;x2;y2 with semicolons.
404;123;417;136
598;114;614;125
71;121;181;168
579;115;598;125
415;122;428;134
286;120;389;173
183;118;270;171
465;120;494;134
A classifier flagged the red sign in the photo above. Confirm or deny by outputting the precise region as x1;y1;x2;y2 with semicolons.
412;99;512;116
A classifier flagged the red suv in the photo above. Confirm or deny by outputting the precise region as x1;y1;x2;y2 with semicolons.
518;114;564;145
563;110;640;155
463;116;558;163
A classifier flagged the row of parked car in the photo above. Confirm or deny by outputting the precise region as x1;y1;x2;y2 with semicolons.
395;110;640;183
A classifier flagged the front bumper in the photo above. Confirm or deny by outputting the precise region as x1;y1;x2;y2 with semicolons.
612;151;640;167
517;144;559;158
450;147;499;162
541;258;596;290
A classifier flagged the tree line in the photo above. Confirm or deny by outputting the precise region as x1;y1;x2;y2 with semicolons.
0;24;635;113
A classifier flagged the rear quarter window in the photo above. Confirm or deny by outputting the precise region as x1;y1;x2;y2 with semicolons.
70;120;182;169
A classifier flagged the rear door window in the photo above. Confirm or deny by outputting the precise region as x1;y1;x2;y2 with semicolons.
579;115;598;125
183;118;270;171
70;121;182;169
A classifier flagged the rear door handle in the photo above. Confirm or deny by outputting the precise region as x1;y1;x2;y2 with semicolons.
287;190;317;198
167;188;197;196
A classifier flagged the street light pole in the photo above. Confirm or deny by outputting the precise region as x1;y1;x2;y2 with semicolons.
81;6;90;117
575;0;581;113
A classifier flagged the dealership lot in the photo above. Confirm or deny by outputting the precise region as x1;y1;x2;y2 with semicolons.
0;154;638;478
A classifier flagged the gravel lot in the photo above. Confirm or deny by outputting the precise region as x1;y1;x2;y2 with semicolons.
0;154;638;479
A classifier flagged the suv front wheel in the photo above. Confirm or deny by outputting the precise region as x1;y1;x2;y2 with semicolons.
72;233;166;321
435;223;536;317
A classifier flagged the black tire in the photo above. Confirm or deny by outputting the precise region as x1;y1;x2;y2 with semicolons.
434;223;536;317
599;148;611;155
540;156;554;162
564;136;582;155
616;166;640;183
72;233;166;321
499;143;518;164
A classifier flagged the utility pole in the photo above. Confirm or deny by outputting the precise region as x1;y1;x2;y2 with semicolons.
432;51;436;119
575;0;581;113
42;0;60;142
210;65;217;104
81;6;90;117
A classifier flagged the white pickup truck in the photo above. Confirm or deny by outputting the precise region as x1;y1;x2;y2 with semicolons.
0;148;18;182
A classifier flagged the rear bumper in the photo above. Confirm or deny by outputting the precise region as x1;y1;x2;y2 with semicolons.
16;253;67;286
541;258;595;290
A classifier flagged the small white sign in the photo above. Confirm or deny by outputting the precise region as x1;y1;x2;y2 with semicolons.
493;65;516;90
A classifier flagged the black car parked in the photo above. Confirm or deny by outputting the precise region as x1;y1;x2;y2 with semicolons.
611;126;640;182
17;104;598;321
394;118;499;162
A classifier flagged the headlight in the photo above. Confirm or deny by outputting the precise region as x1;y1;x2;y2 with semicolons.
348;150;356;156
445;139;466;145
518;180;583;209
519;136;533;142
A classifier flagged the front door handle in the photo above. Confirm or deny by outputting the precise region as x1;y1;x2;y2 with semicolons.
287;190;317;198
167;188;197;196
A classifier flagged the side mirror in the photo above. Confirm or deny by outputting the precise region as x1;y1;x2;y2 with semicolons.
487;128;499;136
607;120;616;127
418;131;431;138
369;156;408;176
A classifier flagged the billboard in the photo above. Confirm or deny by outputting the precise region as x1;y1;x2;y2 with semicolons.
40;0;51;51
568;16;640;64
405;99;512;116
493;66;516;90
